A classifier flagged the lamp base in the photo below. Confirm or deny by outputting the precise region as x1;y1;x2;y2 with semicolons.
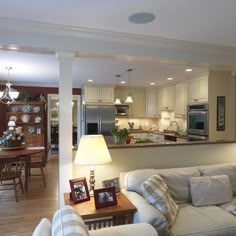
89;168;95;196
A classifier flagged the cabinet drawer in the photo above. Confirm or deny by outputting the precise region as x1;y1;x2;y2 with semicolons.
24;134;44;146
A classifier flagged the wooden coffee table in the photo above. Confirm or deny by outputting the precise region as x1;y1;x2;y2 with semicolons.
64;192;137;230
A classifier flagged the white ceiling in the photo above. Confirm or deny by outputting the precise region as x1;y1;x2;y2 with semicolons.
1;0;236;87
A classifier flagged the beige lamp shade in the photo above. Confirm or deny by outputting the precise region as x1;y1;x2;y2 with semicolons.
74;135;112;166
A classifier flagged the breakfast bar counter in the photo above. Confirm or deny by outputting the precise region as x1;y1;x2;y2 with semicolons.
108;139;236;149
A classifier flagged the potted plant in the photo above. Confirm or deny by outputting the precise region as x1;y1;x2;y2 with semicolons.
111;128;129;144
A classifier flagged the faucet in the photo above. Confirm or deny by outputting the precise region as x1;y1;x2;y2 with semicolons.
169;121;180;134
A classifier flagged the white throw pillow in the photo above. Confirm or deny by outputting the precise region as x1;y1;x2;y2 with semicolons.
190;175;233;207
32;218;51;236
52;205;89;236
141;174;179;227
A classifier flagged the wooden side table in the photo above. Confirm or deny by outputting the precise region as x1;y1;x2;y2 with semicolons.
64;192;137;230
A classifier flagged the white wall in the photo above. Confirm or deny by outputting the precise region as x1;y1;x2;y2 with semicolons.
73;143;236;189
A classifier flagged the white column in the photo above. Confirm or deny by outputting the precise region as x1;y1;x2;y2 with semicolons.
56;51;74;207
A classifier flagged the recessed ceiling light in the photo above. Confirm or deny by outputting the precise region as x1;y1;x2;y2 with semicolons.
167;77;173;81
121;81;126;84
150;82;155;85
88;79;93;82
128;12;155;24
185;68;192;72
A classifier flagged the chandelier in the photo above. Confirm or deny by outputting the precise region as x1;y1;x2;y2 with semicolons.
0;67;19;105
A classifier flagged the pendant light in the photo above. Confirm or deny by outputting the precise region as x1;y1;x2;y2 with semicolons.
114;74;122;105
0;67;19;105
125;68;133;104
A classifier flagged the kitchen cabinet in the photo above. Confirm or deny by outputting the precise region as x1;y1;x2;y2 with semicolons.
157;85;175;111
129;88;146;117
146;88;157;117
84;85;114;103
5;101;46;159
174;82;187;117
115;87;146;117
188;75;208;103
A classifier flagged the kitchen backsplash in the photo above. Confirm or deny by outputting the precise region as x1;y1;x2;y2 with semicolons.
116;111;187;134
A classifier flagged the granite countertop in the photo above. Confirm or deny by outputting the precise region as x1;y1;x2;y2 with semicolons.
128;129;187;139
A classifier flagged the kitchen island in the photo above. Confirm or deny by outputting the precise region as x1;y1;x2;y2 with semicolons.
108;139;236;149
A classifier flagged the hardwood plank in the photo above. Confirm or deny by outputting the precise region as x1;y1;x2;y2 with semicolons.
0;154;58;236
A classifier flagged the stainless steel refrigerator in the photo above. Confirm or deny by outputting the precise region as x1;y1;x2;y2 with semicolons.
84;105;115;143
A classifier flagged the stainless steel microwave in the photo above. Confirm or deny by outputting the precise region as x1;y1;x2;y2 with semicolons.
115;105;129;116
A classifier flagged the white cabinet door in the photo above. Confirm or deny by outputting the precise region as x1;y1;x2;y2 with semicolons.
130;89;146;117
167;86;175;109
84;86;114;103
175;82;187;117
156;88;163;116
159;86;175;110
146;88;157;117
84;87;100;103
99;87;114;103
188;75;208;103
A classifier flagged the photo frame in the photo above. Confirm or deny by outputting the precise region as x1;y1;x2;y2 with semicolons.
102;177;121;194
217;96;225;131
69;177;90;204
94;187;117;209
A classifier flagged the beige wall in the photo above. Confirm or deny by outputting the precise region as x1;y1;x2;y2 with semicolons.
73;143;236;189
208;70;235;140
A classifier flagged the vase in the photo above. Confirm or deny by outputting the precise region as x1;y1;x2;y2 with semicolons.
113;136;127;144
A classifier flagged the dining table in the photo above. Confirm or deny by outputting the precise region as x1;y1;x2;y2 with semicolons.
0;145;45;192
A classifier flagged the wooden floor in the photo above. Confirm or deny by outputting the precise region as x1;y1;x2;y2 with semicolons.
0;154;59;236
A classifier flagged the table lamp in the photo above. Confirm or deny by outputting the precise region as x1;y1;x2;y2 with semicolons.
74;135;112;195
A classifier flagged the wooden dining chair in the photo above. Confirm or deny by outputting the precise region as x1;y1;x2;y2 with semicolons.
29;143;51;187
0;156;24;202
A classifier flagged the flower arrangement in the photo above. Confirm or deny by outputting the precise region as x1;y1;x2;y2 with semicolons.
0;129;24;147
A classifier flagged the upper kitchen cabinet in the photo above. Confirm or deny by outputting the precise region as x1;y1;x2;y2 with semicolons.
146;88;157;117
115;87;146;117
158;85;175;111
83;85;114;104
174;82;187;117
129;88;146;117
188;74;208;103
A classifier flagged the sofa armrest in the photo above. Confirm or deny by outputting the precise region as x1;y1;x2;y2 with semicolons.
122;189;169;236
89;223;158;236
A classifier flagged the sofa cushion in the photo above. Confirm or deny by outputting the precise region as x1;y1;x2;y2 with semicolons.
141;174;179;226
199;163;236;195
157;167;201;203
170;203;236;236
52;205;89;236
190;175;233;207
32;218;51;236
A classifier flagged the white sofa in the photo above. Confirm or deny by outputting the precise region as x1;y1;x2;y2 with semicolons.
120;163;236;236
32;205;158;236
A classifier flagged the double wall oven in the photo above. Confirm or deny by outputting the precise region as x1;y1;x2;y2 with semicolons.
187;103;209;141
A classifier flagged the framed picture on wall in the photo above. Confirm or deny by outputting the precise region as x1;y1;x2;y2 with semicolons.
217;96;225;131
69;177;90;203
